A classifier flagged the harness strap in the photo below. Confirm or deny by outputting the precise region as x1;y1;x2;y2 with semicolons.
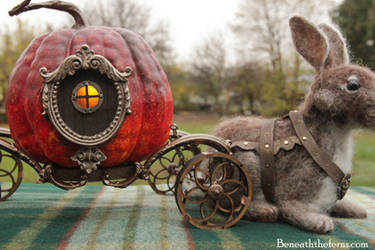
289;110;350;200
259;119;276;203
232;111;350;201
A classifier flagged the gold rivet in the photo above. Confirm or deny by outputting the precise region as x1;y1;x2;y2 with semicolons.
302;136;307;141
284;140;289;145
265;144;270;149
244;141;249;145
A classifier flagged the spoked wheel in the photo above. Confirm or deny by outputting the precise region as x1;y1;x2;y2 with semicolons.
175;152;252;229
0;139;23;201
145;134;231;195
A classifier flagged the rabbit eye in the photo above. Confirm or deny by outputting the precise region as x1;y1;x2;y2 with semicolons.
347;76;360;91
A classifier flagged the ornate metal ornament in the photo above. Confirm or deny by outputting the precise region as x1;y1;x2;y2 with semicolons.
40;44;132;146
71;147;107;174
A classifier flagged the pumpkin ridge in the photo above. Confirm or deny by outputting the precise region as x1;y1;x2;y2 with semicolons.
6;35;45;135
116;29;172;160
121;30;158;160
8;33;50;160
114;28;147;160
24;29;78;165
143;46;172;150
66;27;80;58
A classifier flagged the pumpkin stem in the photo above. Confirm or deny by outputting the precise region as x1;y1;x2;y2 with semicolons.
9;0;87;28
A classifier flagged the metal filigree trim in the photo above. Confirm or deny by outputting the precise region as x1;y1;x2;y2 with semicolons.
40;45;132;83
40;44;132;146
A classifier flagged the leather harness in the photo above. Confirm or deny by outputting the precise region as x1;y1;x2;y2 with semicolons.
231;110;351;203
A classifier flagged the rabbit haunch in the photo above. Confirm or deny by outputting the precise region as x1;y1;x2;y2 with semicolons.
212;16;372;234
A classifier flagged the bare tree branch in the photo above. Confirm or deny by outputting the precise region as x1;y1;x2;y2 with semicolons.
83;0;173;64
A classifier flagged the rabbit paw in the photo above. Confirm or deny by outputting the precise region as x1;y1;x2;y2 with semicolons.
280;201;334;234
305;213;335;234
330;200;367;218
244;201;279;222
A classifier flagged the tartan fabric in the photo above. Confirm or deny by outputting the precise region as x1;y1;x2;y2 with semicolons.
0;184;374;250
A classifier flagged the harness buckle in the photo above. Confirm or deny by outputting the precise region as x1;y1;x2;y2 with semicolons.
337;174;351;200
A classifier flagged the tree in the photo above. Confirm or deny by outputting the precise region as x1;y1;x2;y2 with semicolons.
166;64;197;111
82;0;173;65
190;34;228;114
332;0;375;70
230;0;334;116
0;20;38;108
232;0;334;72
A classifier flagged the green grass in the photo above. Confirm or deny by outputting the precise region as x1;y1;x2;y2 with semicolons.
352;130;375;186
3;112;375;186
173;111;221;134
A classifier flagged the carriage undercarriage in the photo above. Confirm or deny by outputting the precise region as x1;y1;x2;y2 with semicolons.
0;125;252;230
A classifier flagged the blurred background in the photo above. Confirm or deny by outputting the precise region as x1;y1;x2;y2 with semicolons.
0;0;374;185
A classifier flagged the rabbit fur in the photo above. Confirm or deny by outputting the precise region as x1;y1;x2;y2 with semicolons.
212;16;372;234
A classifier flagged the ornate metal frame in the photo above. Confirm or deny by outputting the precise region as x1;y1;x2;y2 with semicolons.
40;44;132;146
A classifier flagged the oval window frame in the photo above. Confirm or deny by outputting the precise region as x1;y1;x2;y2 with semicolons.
40;45;132;146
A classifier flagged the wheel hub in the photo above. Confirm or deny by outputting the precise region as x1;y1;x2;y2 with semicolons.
208;184;224;199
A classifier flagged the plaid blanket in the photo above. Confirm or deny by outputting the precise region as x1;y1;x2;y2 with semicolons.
0;184;374;250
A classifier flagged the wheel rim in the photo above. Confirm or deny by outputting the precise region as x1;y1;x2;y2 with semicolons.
175;152;252;229
147;145;200;195
0;153;23;201
146;134;231;195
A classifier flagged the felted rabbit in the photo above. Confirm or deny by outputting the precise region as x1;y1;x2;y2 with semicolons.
212;16;372;234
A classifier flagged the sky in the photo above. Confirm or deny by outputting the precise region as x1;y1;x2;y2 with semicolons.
0;0;239;62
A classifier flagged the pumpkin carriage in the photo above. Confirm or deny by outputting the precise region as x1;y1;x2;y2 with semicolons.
0;0;252;230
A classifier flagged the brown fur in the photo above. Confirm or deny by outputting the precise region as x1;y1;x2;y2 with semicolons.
212;16;372;234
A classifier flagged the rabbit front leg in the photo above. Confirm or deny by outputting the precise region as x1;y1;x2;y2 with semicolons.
330;200;367;218
244;200;279;222
279;200;334;234
235;151;279;222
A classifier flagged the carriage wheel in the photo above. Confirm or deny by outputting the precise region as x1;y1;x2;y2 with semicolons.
0;148;23;201
175;151;252;229
146;134;231;195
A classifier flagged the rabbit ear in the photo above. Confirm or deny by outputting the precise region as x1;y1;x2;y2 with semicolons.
289;16;329;71
318;24;349;66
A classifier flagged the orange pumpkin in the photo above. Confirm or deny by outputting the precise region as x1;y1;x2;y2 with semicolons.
5;1;173;168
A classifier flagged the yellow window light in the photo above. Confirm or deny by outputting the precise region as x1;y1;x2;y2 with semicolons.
75;83;100;109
